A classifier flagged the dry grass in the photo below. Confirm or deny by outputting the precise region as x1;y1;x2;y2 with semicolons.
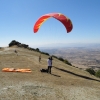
0;47;100;100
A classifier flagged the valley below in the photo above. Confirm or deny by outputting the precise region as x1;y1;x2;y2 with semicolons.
41;47;100;70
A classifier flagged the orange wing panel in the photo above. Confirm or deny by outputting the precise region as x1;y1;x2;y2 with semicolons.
33;13;73;33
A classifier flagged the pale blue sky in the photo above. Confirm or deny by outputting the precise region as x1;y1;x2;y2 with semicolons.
0;0;100;47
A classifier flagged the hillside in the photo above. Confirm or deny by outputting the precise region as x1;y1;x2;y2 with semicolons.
0;46;100;100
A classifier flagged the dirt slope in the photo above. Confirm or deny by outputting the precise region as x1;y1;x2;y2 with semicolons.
0;47;100;100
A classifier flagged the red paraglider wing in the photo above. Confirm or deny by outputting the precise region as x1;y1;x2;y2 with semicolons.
33;13;73;33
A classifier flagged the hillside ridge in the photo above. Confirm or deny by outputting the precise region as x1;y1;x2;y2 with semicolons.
0;46;100;100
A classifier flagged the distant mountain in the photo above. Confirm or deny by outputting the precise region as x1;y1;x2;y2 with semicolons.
39;43;100;50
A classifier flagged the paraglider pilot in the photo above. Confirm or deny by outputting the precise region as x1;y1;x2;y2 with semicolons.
47;57;52;74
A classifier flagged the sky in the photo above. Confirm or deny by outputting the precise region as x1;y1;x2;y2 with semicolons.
0;0;100;48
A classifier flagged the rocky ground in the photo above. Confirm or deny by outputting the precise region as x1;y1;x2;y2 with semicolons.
0;47;100;100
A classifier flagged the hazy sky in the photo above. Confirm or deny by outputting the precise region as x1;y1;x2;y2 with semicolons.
0;0;100;47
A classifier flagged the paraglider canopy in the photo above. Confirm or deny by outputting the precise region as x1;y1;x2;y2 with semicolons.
33;13;73;33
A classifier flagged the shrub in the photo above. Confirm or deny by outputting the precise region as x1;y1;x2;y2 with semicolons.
95;70;100;78
41;52;49;55
58;57;64;61
52;55;58;59
85;68;95;75
64;59;72;66
9;40;20;47
36;48;40;52
28;47;35;51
